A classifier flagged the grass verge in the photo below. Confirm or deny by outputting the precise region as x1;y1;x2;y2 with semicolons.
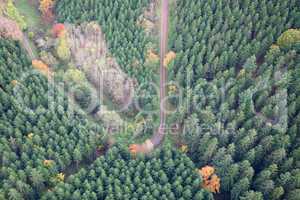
15;0;42;29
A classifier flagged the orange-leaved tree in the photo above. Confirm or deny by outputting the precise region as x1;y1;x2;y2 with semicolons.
129;144;140;155
129;140;154;155
199;165;221;193
32;59;51;76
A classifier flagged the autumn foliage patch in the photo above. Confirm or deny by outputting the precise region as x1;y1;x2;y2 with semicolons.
39;0;55;23
163;51;176;67
199;166;221;193
32;59;51;76
52;23;65;38
0;16;23;40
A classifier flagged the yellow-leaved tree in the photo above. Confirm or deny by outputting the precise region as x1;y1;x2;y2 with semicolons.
5;0;27;30
163;51;176;68
277;29;300;48
56;30;71;61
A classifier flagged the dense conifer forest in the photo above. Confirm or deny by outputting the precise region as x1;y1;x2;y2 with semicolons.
42;146;213;200
0;0;299;199
0;39;106;199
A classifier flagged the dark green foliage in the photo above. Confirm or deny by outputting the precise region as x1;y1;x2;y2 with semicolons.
1;0;299;200
182;42;300;200
170;0;298;81
168;0;300;199
74;84;92;109
0;39;105;199
41;146;213;200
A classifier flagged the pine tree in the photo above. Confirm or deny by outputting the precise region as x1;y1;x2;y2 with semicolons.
240;191;263;200
230;178;250;200
73;148;82;167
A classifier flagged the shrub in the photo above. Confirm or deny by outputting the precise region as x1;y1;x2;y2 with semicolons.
74;84;92;109
64;68;86;83
28;31;35;39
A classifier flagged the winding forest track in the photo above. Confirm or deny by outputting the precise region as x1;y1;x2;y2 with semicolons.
150;0;169;146
129;0;169;153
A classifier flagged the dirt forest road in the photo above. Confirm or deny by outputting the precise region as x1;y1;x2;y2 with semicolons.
150;0;169;147
129;0;170;153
